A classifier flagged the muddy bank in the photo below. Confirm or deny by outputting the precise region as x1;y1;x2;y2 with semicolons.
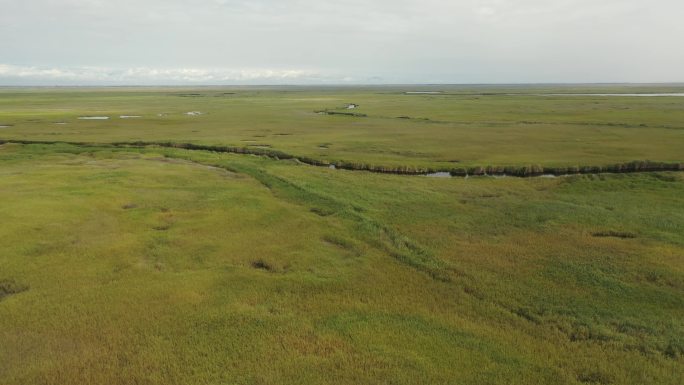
1;139;683;179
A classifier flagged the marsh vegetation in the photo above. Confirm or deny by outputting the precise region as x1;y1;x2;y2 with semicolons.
0;85;683;384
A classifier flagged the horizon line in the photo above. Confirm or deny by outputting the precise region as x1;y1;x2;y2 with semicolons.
2;82;684;88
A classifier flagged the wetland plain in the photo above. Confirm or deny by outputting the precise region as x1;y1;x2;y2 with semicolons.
1;85;683;384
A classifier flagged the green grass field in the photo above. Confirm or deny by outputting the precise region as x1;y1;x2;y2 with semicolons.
2;86;684;169
1;86;683;384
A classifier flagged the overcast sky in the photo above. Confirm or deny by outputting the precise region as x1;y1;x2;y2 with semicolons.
1;0;682;85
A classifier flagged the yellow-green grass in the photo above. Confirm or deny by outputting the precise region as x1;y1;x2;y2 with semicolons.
1;85;683;384
1;86;683;170
1;142;683;384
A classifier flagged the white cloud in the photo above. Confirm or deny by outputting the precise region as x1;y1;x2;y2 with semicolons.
0;64;336;85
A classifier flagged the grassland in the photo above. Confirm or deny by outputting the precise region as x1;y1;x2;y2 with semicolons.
1;86;683;384
1;85;684;170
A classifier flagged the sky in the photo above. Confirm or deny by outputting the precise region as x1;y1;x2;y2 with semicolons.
1;0;682;85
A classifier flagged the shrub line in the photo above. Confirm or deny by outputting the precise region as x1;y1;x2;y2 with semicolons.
2;139;683;178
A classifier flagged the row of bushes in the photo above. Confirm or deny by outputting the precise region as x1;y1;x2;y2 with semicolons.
452;161;684;177
3;140;683;178
331;161;435;174
317;160;684;177
116;141;296;160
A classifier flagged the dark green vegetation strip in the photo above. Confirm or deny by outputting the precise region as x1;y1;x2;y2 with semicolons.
0;279;29;301
2;139;683;178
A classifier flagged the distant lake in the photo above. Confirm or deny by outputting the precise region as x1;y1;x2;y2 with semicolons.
539;93;684;97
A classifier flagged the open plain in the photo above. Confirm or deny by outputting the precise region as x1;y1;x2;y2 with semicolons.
1;85;683;384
